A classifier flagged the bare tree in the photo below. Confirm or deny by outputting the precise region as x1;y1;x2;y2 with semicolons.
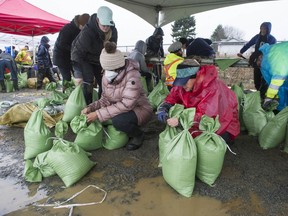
224;26;244;40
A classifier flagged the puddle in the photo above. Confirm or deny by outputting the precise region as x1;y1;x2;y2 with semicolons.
5;176;231;216
0;178;47;215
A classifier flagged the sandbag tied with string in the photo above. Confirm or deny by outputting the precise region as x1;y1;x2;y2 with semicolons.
259;107;288;150
62;84;87;122
161;108;197;197
102;124;129;150
147;80;170;110
45;82;68;104
70;115;103;151
158;104;184;167
194;115;228;186
46;137;96;187
24;104;53;160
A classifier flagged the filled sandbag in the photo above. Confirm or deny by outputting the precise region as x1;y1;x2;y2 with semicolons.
24;160;42;182
158;104;184;167
46;138;96;187
162;108;197;197
62;85;86;122
24;108;53;159
33;151;56;178
148;80;169;110
195;115;227;186
242;91;267;136
103;125;129;150
259;107;288;149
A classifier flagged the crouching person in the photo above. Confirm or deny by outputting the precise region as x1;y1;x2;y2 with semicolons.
81;42;153;150
157;64;240;145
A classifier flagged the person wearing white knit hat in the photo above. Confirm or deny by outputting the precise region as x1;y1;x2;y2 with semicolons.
82;42;153;151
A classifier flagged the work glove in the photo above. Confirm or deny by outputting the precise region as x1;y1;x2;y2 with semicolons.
262;98;279;111
157;111;168;123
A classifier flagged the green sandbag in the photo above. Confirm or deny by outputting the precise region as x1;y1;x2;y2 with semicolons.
33;151;56;178
35;98;52;108
46;138;96;187
158;104;184;167
259;107;288;149
46;82;68;105
5;79;13;92
242;91;267;136
24;109;53;160
55;120;68;138
70;115;88;134
162;108;197;197
231;83;246;131
148;80;169;110
74;121;103;151
195;115;227;186
18;72;28;89
103;125;129;150
24;160;43;182
62;85;87;122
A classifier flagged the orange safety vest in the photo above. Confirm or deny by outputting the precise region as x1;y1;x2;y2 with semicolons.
163;59;182;87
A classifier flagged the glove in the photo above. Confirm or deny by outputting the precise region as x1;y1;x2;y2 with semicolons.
262;98;279;111
157;111;168;123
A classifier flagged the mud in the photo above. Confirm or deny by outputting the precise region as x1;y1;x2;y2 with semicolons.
0;80;288;216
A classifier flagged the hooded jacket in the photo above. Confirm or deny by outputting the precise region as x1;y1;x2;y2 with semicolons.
71;13;118;65
88;59;153;125
53;15;83;68
127;40;150;73
37;36;52;69
145;27;164;57
240;22;277;54
162;65;240;139
260;42;288;110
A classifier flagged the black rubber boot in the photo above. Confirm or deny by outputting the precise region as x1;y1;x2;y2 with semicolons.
126;132;144;151
0;80;6;93
13;80;19;91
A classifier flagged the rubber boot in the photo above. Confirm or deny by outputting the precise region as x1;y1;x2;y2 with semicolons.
126;131;144;151
13;80;19;91
0;80;6;93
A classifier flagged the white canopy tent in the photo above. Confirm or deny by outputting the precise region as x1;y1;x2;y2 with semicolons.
105;0;278;27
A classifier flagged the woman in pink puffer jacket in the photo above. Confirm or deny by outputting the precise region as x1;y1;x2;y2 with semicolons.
82;42;153;150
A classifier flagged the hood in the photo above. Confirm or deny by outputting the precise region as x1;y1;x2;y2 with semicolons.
260;22;272;35
111;59;139;84
40;36;49;44
134;40;147;55
153;27;164;36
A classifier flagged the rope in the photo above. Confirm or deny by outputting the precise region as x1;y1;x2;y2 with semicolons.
35;185;107;216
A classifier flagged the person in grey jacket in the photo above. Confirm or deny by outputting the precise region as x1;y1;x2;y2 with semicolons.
81;42;153;151
127;40;152;87
71;6;118;104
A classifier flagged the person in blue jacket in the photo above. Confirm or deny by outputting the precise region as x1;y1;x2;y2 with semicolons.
237;22;277;99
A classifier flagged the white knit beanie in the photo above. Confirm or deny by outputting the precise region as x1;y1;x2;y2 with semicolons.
100;42;125;70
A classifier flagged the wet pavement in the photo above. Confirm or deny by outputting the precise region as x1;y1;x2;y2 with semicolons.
0;89;288;216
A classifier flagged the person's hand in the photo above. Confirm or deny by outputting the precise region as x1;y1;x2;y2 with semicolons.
86;112;98;123
157;111;168;123
81;107;90;115
167;117;179;127
262;98;279;111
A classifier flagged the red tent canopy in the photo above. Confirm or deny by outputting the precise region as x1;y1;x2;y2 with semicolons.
0;0;69;36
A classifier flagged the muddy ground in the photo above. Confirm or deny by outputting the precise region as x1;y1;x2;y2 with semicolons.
0;68;288;216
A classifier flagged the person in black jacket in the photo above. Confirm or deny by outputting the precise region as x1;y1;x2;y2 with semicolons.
53;13;90;91
36;36;56;90
145;27;164;58
186;38;215;58
71;6;118;104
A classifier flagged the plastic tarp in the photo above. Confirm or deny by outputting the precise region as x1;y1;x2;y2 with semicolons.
0;0;69;36
104;0;277;27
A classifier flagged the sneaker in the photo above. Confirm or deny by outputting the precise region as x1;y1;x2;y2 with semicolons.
126;133;144;151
